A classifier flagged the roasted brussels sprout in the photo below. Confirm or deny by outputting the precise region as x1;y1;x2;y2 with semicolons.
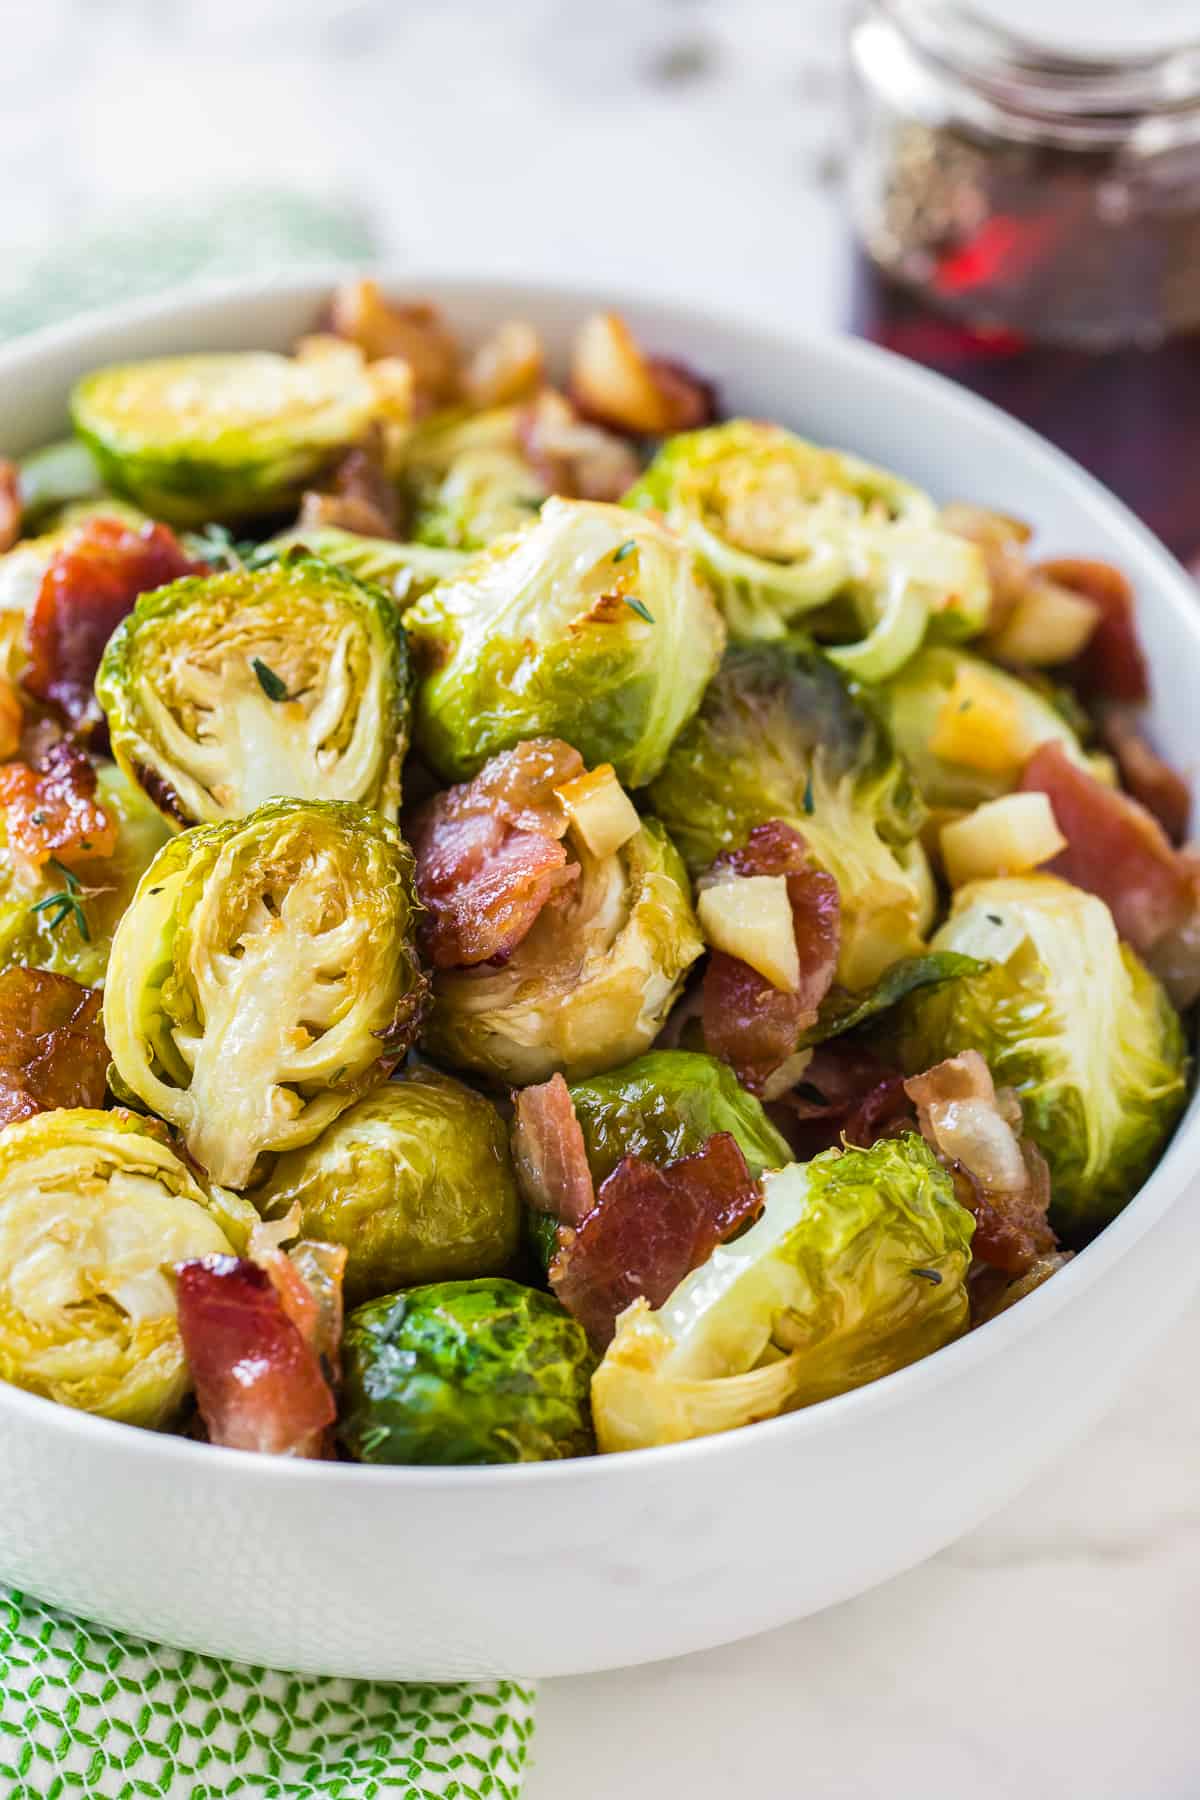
423;815;703;1085
97;554;410;826
591;1134;973;1452
406;498;725;787
0;1108;233;1426
16;439;107;528
401;406;552;548
258;1070;521;1306
103;798;429;1189
0;763;170;986
625;420;988;671
268;524;467;611
339;1277;595;1463
893;874;1189;1241
71;350;378;525
566;1051;792;1187
879;647;1095;810
647;638;932;989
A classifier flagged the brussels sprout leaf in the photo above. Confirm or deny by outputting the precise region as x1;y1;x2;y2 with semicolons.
803;950;985;1048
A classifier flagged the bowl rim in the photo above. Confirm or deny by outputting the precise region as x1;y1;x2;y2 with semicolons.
2;265;1198;1489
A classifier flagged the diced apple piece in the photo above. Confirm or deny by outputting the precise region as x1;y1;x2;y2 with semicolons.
986;578;1099;667
929;663;1028;774
940;792;1067;888
555;763;641;859
697;874;799;993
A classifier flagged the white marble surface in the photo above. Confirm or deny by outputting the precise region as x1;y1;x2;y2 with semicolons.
6;2;1199;1793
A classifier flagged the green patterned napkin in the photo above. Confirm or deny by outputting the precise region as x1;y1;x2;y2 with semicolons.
0;191;537;1797
0;1591;535;1799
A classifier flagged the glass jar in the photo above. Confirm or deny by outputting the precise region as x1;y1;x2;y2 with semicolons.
846;1;1200;565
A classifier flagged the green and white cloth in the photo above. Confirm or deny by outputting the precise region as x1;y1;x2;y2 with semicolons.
0;189;537;1797
0;1590;535;1799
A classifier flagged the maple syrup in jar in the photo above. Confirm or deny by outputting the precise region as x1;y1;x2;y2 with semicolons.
847;1;1200;567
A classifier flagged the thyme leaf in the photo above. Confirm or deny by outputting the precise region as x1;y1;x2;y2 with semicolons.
251;657;290;702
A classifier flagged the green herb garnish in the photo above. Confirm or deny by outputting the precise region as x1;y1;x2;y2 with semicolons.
612;538;637;564
911;1267;942;1285
31;859;90;941
802;771;815;815
251;657;290;702
623;596;655;624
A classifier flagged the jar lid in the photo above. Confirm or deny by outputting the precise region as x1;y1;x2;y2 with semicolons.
882;1;1200;124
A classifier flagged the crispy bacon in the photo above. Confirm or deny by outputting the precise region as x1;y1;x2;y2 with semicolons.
512;1073;596;1227
23;514;199;727
1040;557;1150;707
904;1052;1057;1275
175;1257;337;1457
549;1133;762;1349
0;461;20;554
1097;706;1190;845
0;967;107;1127
0;738;115;870
298;431;400;540
1019;741;1200;1004
246;1209;348;1384
700;821;840;1094
770;1042;914;1159
411;739;583;968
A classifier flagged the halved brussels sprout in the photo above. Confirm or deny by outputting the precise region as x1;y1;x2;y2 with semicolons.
0;1108;233;1426
423;816;703;1085
339;1277;595;1463
879;647;1095;811
566;1050;792;1187
400;405;551;548
97;554;410;826
591;1134;973;1452
625;420;988;671
268;524;468;611
894;875;1188;1239
259;1070;520;1306
104;798;429;1189
71;351;378;525
17;439;107;528
0;763;171;986
647;638;932;989
406;498;726;788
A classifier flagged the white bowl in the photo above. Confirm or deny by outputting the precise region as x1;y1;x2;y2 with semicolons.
1;274;1197;1680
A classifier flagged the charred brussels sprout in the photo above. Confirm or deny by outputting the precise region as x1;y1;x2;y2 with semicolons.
424;816;703;1085
592;1135;973;1452
339;1277;595;1463
893;875;1188;1240
406;498;725;788
0;1108;233;1426
647;638;932;989
879;647;1095;811
97;555;410;826
259;1071;520;1306
0;764;170;986
567;1051;792;1187
625;420;987;670
70;351;378;525
103;799;429;1189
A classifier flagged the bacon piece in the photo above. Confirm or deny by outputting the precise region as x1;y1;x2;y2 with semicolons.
411;738;583;968
700;821;840;1094
0;967;107;1126
0;460;20;553
771;1042;914;1159
904;1052;1057;1275
247;1209;348;1384
175;1257;337;1457
23;514;199;727
1039;557;1150;707
512;1073;596;1227
549;1133;762;1349
298;431;400;540
0;738;116;870
1097;706;1190;845
1019;741;1200;1003
516;390;642;503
